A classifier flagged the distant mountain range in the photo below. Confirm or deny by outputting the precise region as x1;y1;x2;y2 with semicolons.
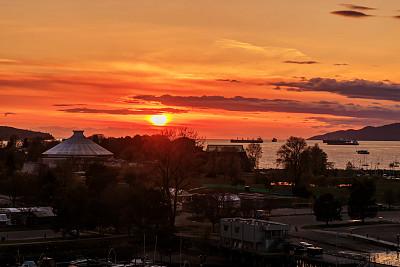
308;123;400;141
0;126;54;141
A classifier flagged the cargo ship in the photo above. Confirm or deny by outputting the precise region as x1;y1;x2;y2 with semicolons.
323;139;359;145
230;137;263;143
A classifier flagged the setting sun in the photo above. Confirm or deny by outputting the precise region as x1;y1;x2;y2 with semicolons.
150;114;169;126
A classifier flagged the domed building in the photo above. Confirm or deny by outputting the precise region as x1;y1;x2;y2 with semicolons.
23;131;113;173
42;130;113;159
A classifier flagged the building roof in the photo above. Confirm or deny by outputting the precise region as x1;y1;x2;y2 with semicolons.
206;145;245;152
42;130;113;157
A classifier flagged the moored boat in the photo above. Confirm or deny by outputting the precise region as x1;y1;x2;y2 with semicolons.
323;139;359;145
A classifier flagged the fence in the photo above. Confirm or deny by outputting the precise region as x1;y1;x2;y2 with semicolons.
202;184;293;196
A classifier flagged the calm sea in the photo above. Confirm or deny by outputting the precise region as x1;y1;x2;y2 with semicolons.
206;139;400;170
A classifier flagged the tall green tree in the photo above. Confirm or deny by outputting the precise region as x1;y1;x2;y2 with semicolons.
348;178;377;223
313;193;342;225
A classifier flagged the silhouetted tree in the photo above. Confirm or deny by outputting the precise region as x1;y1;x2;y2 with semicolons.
190;192;239;232
276;137;308;187
307;144;328;176
277;137;329;196
245;143;263;170
383;189;396;210
348;178;377;223
85;163;118;194
313;193;342;225
145;128;203;229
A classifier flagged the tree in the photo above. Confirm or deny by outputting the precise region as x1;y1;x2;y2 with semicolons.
307;144;328;176
348;178;377;223
383;189;396;210
145;128;203;229
276;137;329;196
313;193;342;225
190;192;239;232
245;143;263;170
276;137;308;187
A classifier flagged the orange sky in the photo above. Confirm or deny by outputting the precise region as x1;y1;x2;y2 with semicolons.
1;0;400;139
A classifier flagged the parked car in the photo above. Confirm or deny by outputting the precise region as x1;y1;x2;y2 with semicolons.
20;261;37;267
307;246;323;257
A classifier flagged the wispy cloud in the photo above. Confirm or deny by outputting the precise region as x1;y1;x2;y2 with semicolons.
4;112;15;117
270;78;400;102
216;39;306;58
124;94;400;120
340;4;376;11
53;104;85;107
331;10;372;17
0;59;23;64
58;107;188;115
284;60;319;64
334;63;348;66
215;79;241;83
308;116;391;127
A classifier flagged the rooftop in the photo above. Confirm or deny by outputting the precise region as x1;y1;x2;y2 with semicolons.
42;130;113;157
206;145;245;152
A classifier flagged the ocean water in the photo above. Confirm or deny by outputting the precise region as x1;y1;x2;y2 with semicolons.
205;139;400;170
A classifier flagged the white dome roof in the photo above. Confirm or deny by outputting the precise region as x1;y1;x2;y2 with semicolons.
42;130;113;157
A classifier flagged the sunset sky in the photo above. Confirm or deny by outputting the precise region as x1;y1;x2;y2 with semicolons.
1;0;400;139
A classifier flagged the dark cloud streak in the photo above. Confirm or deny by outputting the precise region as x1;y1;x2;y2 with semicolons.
331;10;371;17
126;94;400;120
270;78;400;102
284;61;319;64
59;107;188;115
340;4;376;10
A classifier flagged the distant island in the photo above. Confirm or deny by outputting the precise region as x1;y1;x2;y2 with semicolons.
308;123;400;141
0;126;54;141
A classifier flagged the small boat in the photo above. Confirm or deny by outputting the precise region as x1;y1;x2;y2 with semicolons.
357;150;369;154
272;138;277;142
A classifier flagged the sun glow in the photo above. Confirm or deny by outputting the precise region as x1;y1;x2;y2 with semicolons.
150;114;169;126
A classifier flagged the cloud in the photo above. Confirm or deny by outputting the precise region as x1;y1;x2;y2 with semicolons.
125;94;400;120
4;112;15;117
334;63;348;66
58;107;188;115
331;10;371;17
216;39;307;58
269;78;400;102
53;104;85;107
394;16;400;20
0;59;23;64
215;79;241;83
284;60;319;64
308;117;391;127
340;4;376;11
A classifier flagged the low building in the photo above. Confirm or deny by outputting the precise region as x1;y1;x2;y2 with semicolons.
41;130;113;164
23;130;113;173
220;218;290;253
206;145;252;172
0;207;55;225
